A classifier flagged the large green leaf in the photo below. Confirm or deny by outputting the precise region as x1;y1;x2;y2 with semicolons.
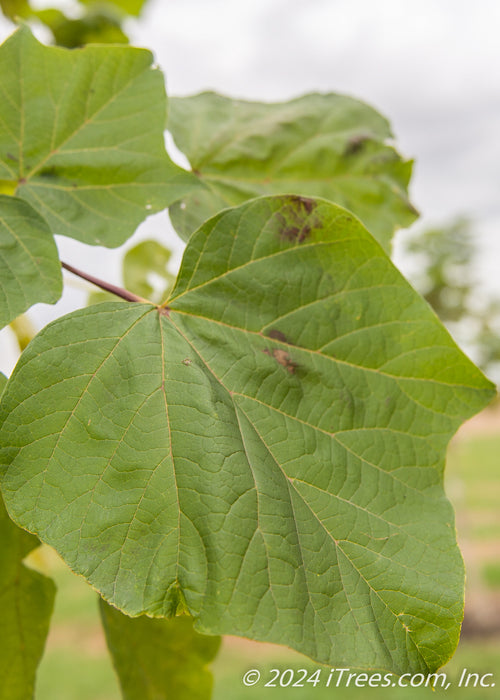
100;600;220;700
0;195;62;330
0;196;495;675
168;92;418;250
0;373;56;700
0;27;196;247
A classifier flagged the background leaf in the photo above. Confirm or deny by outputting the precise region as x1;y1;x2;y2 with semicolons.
87;239;175;305
0;194;62;330
0;0;30;20
0;196;495;676
78;0;149;18
0;27;196;247
79;0;146;17
100;600;220;700
0;372;56;700
35;7;129;48
123;240;175;303
168;92;418;250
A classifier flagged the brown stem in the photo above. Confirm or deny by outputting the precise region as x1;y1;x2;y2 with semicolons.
61;261;149;304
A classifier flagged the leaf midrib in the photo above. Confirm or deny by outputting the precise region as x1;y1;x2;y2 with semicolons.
166;313;447;550
237;397;429;672
163;313;434;670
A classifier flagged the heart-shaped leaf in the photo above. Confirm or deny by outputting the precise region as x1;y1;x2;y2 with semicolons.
168;92;418;250
0;195;62;330
0;372;56;700
0;27;196;247
0;196;494;675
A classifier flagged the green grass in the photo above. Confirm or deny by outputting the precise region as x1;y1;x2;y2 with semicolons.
447;435;500;488
33;431;500;700
33;549;121;700
468;520;500;541
37;649;120;700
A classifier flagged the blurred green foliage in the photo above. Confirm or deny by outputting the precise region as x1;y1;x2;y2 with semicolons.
87;240;175;306
402;218;500;383
35;7;128;47
0;0;149;47
481;563;500;590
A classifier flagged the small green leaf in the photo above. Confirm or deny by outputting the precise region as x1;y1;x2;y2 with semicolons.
0;27;197;247
123;240;175;303
35;7;129;48
100;600;220;700
0;373;56;700
168;92;418;250
0;195;62;330
87;239;175;306
0;196;495;675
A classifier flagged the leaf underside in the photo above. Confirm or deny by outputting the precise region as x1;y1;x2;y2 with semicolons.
100;600;220;700
0;196;495;676
0;27;196;247
168;92;418;250
0;195;62;330
0;372;56;700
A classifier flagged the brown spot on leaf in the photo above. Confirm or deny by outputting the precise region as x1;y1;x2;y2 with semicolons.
267;329;289;343
343;134;370;157
263;347;298;374
182;358;192;366
18;177;26;185
275;196;319;244
281;226;300;242
159;306;171;317
289;195;317;214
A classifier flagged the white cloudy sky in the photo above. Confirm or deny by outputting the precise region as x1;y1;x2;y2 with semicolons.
1;0;499;373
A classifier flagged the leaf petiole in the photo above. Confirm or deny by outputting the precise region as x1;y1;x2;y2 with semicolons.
61;261;150;304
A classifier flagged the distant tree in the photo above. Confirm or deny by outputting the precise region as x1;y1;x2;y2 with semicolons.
402;218;500;384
